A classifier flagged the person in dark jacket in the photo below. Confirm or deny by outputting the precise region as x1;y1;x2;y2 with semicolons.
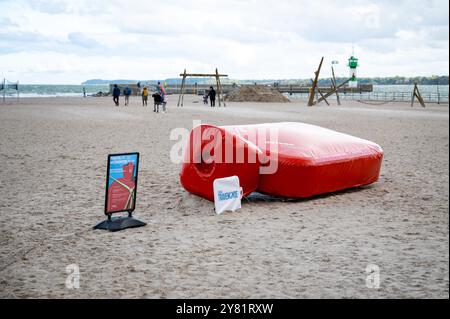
152;92;162;113
112;84;120;106
123;86;132;106
208;86;216;107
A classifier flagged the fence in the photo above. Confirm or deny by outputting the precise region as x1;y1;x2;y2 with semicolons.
289;91;449;104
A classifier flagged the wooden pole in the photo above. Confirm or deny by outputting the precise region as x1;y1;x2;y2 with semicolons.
331;66;341;105
411;83;426;107
216;68;226;107
417;87;426;107
218;73;225;107
177;69;186;107
310;79;318;104
308;57;324;106
181;72;186;106
215;68;222;107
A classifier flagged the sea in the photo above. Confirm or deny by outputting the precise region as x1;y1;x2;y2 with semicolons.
1;84;449;98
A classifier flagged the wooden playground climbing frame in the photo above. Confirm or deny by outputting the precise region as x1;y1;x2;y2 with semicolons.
177;68;228;107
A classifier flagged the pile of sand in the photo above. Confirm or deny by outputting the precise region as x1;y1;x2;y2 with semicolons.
225;85;290;103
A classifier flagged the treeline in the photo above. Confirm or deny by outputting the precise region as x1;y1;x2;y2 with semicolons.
228;76;449;86
288;76;449;86
329;76;448;85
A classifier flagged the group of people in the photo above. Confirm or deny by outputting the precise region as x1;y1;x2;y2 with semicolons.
112;83;218;110
112;82;167;112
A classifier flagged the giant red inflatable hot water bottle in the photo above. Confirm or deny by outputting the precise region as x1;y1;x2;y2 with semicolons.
179;122;383;200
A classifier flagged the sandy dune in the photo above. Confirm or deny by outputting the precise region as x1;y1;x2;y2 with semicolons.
0;95;448;298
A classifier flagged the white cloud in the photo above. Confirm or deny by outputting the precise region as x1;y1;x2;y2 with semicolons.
0;0;448;83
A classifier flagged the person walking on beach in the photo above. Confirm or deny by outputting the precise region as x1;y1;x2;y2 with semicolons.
208;86;216;107
112;84;120;106
123;86;132;106
83;86;86;98
152;92;162;113
157;81;166;105
142;87;149;106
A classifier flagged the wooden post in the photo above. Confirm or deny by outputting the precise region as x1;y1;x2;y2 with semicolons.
217;70;226;107
411;83;426;108
308;57;324;106
215;68;223;107
177;69;186;107
331;66;341;105
416;85;426;107
310;79;318;104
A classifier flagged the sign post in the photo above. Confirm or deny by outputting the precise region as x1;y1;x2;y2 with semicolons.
93;152;146;231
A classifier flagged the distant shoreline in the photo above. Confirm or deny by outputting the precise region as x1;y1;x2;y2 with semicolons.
81;76;450;86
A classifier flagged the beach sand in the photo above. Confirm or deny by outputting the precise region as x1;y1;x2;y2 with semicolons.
0;95;448;298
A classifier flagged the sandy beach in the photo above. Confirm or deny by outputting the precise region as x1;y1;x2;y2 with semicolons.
0;95;448;298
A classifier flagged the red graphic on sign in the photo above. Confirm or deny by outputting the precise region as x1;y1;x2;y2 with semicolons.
107;162;136;213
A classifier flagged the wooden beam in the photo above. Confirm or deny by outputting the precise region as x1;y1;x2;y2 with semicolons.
411;83;426;108
314;77;351;105
331;66;341;105
179;73;228;77
307;57;324;106
317;88;330;106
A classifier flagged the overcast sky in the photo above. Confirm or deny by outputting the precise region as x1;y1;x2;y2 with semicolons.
0;0;448;84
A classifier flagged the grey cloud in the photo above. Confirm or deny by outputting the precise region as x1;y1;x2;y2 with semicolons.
0;31;56;53
0;16;18;27
29;0;69;14
68;32;99;48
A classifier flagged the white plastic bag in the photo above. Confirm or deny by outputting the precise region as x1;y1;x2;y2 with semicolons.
213;176;243;215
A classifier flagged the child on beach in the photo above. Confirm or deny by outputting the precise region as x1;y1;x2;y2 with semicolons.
161;94;168;113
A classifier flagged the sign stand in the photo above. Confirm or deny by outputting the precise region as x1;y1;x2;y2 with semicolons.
93;152;146;232
93;212;146;232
